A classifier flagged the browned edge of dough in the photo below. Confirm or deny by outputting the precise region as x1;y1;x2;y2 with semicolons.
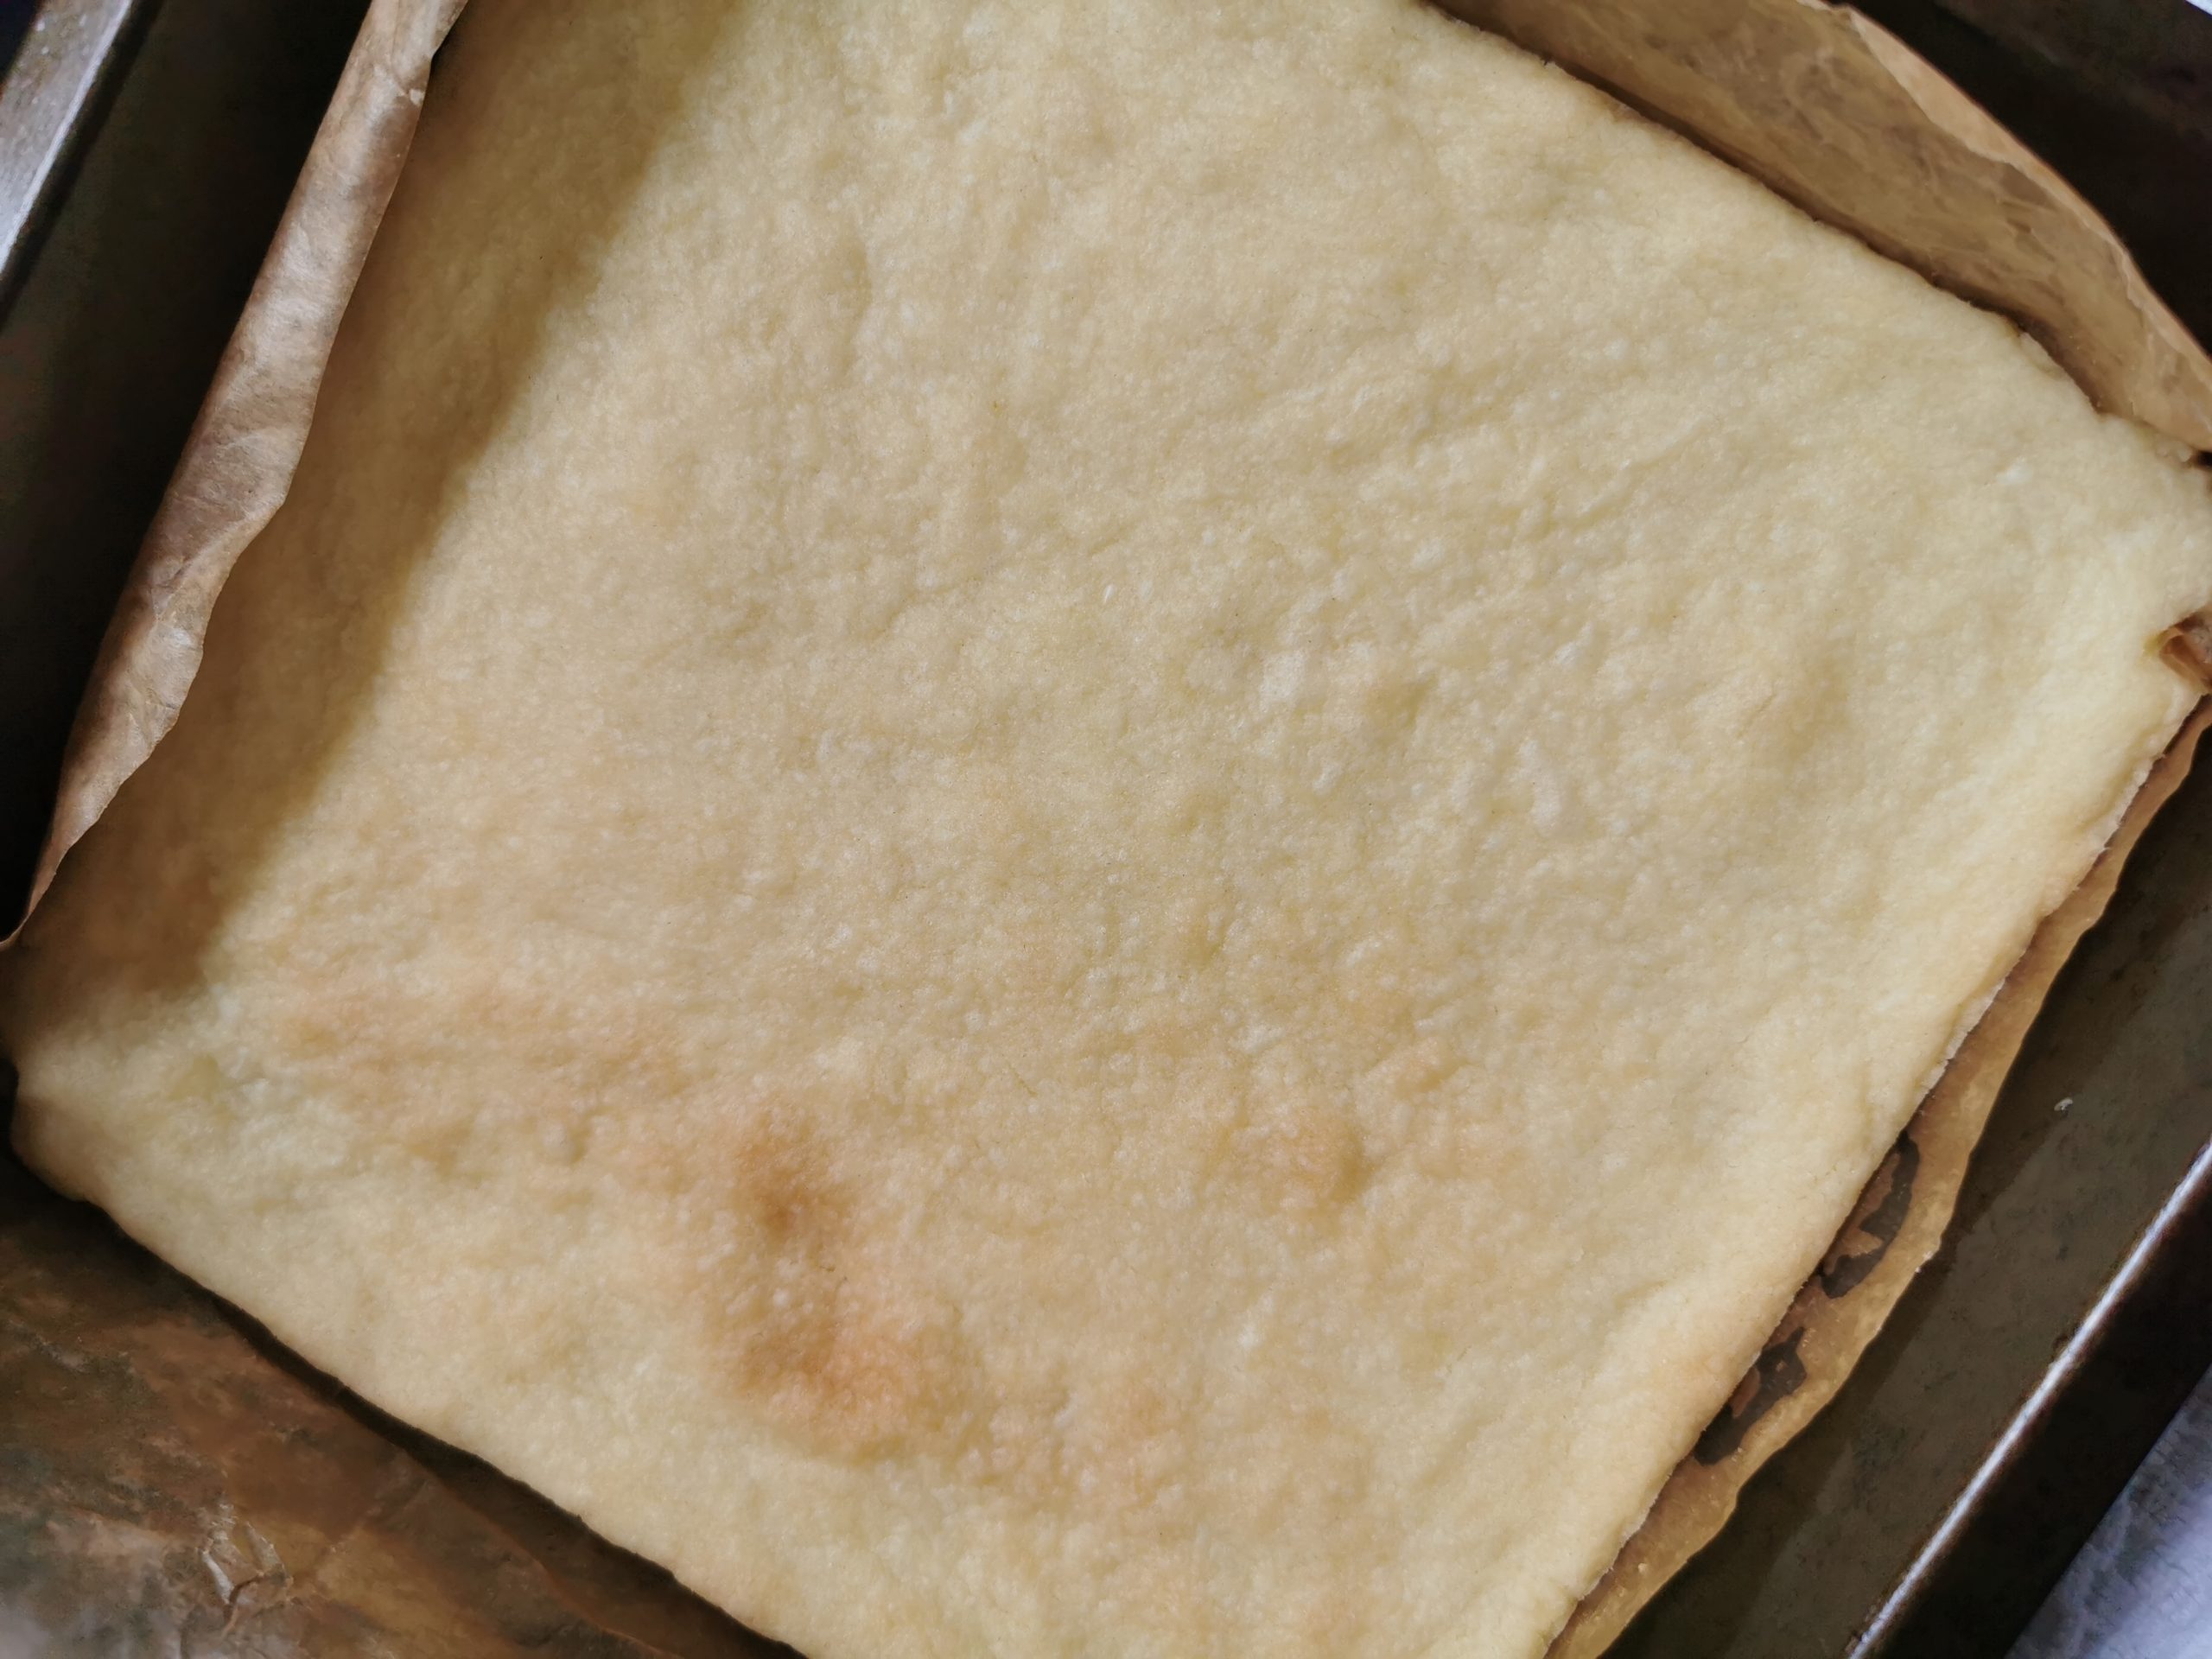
0;0;469;945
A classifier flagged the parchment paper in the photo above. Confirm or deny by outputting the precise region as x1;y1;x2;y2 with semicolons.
5;0;2211;1653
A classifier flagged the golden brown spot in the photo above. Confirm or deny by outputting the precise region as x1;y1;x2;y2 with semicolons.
626;1109;958;1457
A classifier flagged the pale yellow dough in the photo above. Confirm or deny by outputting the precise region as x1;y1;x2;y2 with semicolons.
7;1;2211;1655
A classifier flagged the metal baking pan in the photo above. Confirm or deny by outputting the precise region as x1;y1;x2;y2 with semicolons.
1;1;2206;1654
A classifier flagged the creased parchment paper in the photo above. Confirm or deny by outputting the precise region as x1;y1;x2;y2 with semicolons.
4;0;2210;1653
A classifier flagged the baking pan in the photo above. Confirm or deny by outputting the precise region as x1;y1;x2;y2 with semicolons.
1;2;2206;1656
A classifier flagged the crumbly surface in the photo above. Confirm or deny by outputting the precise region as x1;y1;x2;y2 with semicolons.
7;2;2210;1655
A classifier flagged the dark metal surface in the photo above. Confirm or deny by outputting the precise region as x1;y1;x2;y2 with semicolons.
1918;0;2212;141
1857;1141;2212;1652
0;3;2205;1656
0;0;159;319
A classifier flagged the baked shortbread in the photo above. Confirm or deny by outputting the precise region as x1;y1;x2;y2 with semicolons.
7;1;2210;1655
